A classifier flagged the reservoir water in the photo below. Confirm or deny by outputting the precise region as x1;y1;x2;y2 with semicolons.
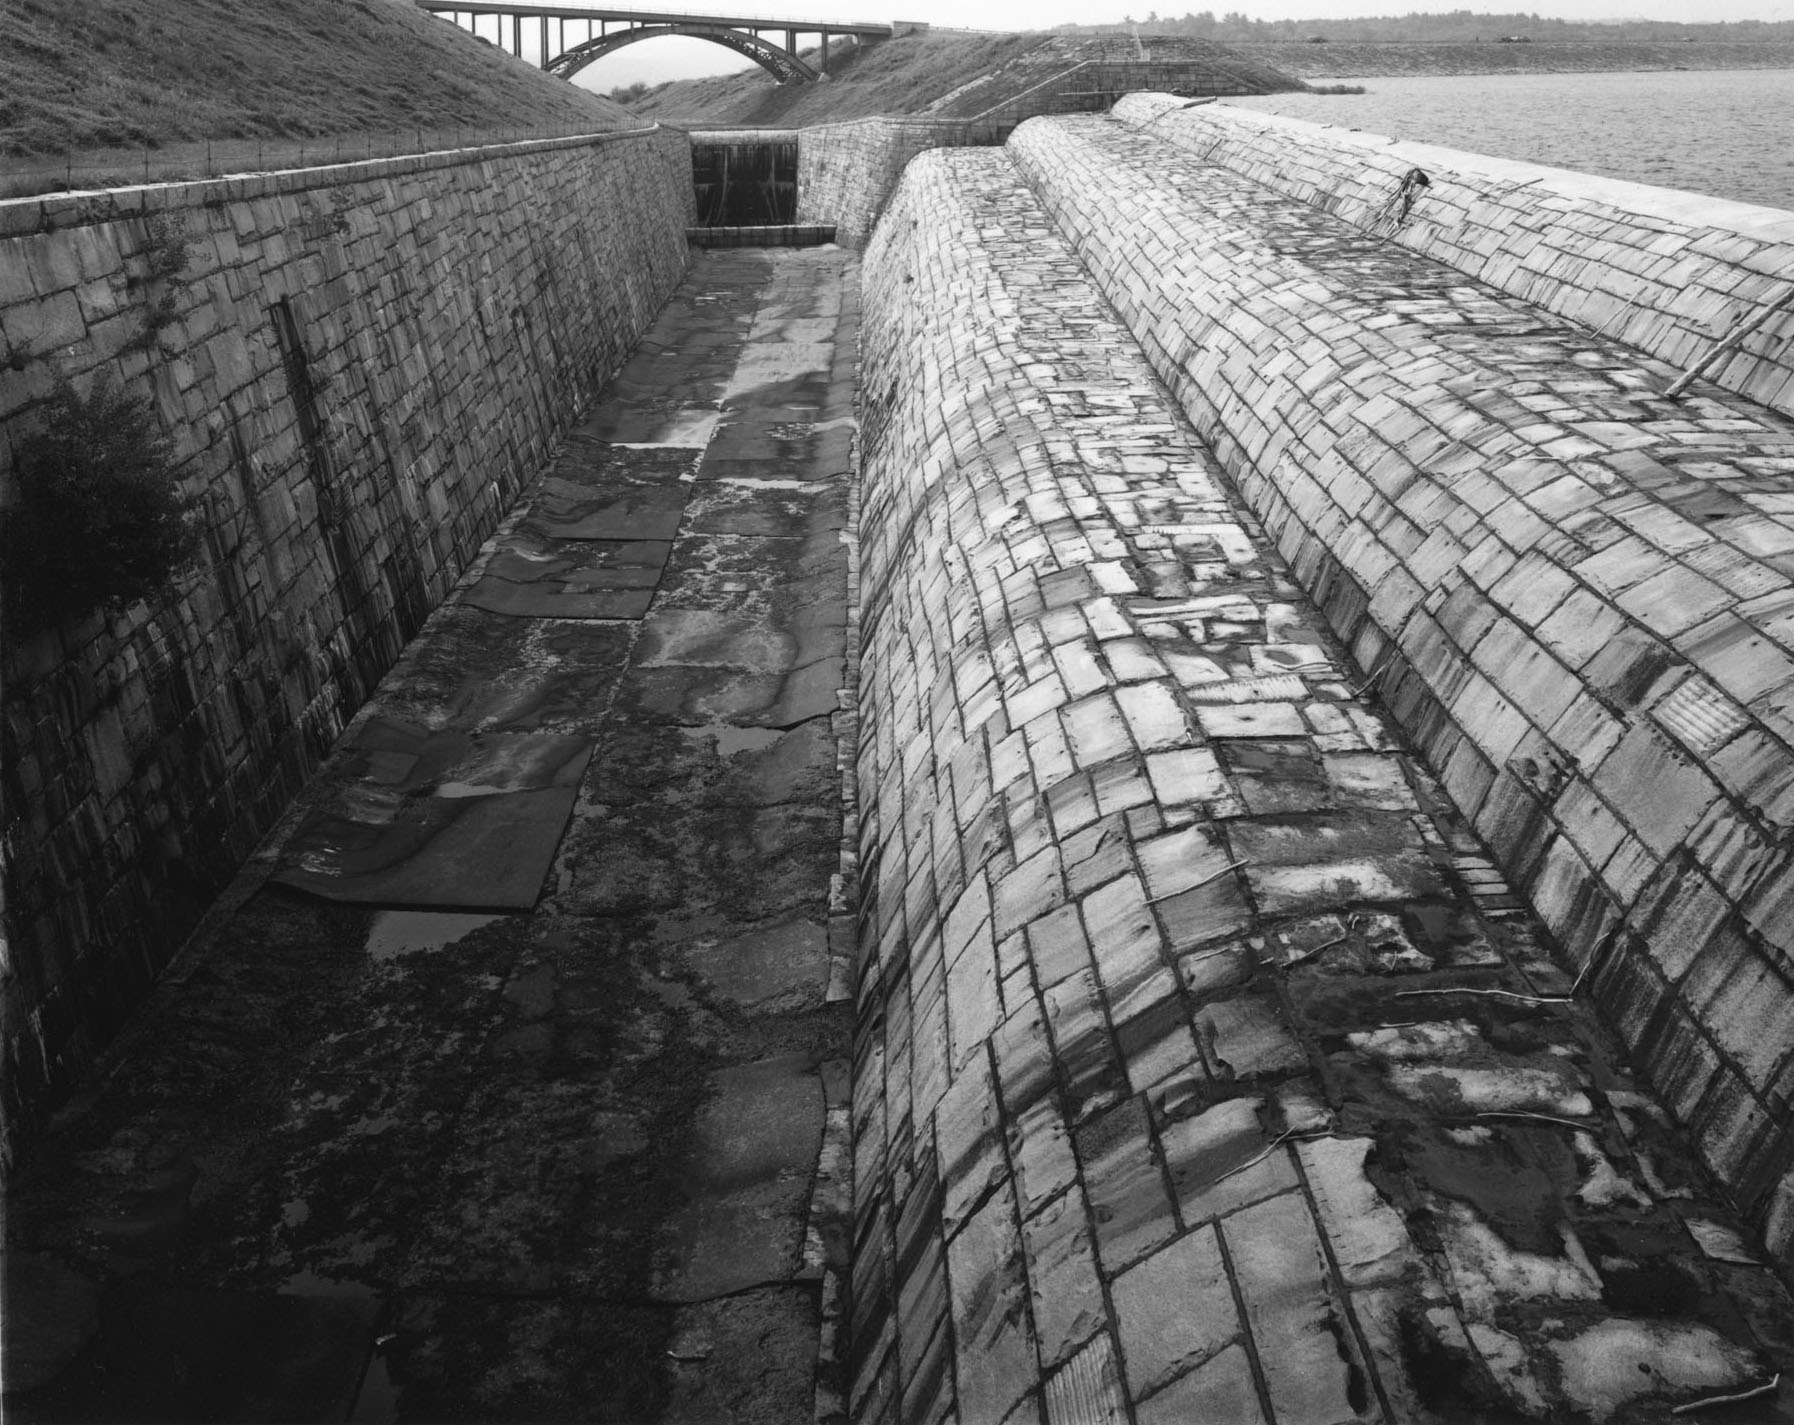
1227;68;1794;213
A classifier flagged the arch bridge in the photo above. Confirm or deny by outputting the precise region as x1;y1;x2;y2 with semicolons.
415;1;894;83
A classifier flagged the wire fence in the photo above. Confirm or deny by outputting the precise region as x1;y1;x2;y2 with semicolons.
0;122;656;202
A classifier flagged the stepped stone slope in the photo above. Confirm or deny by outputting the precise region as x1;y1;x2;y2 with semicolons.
1114;96;1794;421
851;141;1794;1424
1010;106;1794;1278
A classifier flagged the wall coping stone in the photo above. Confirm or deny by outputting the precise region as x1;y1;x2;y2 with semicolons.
0;125;667;239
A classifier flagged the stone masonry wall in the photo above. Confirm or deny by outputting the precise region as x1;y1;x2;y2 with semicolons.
1010;113;1794;1270
1114;95;1794;421
0;129;693;1161
797;118;1004;247
852;144;1794;1425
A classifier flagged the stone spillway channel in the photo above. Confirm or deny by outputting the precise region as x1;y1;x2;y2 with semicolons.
9;119;1794;1425
847;140;1794;1424
5;249;860;1422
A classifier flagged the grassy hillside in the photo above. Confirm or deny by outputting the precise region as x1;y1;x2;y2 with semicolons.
0;0;635;158
629;30;1302;126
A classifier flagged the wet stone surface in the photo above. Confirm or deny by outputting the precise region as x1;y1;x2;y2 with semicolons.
852;148;1794;1425
3;247;859;1424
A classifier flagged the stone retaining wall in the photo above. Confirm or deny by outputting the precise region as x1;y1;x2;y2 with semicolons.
1010;111;1794;1270
0;129;692;1161
796;118;1005;247
1114;95;1794;421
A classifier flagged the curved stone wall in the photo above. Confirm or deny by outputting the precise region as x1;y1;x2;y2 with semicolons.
1112;94;1794;422
796;117;1004;246
1008;111;1794;1274
852;143;1794;1425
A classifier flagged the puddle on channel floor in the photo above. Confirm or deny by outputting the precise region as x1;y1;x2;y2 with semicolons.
365;910;505;963
711;476;833;491
608;410;722;449
678;724;786;756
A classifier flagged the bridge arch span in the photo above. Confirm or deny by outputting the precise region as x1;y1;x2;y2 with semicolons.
549;25;820;84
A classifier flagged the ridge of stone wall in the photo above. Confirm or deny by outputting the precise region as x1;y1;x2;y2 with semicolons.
853;143;1794;1425
1112;94;1794;422
796;118;1005;247
0;129;693;1162
1009;112;1794;1272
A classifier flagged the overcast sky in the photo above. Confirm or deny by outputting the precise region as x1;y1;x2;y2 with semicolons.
560;0;1793;91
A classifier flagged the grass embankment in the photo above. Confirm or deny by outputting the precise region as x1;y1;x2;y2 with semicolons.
630;32;1048;127
630;30;1302;126
0;0;633;159
1230;39;1794;77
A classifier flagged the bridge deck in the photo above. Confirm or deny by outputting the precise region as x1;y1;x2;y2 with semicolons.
415;0;892;36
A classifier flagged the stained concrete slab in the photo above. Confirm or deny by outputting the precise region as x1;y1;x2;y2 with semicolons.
702;414;855;485
618;659;843;729
713;719;838;807
274;784;581;910
636;609;800;672
651;1054;824;1305
345;720;592;796
653;533;847;616
522;480;690;542
674;919;830;1013
367;609;636;734
548;440;701;488
662;1288;820;1425
684;479;849;537
464;532;672;620
270;723;591;908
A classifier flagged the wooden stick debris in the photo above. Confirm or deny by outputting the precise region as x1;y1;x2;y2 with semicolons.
1393;986;1573;1006
1665;287;1794;399
1148;859;1249;902
1670;1373;1781;1415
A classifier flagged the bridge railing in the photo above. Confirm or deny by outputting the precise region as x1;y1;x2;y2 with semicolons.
0;122;654;202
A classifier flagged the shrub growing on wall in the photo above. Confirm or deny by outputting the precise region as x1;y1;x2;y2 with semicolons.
2;379;198;636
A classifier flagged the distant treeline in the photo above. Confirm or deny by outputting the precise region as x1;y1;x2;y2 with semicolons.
1060;11;1794;43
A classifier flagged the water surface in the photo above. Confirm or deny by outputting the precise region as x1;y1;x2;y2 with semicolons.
1227;69;1794;212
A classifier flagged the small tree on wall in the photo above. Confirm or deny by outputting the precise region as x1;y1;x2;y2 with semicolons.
2;378;199;636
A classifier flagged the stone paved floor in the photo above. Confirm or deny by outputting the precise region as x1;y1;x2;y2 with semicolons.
3;247;858;1423
851;147;1794;1425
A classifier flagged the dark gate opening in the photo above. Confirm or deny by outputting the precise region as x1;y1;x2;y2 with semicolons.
692;141;798;226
